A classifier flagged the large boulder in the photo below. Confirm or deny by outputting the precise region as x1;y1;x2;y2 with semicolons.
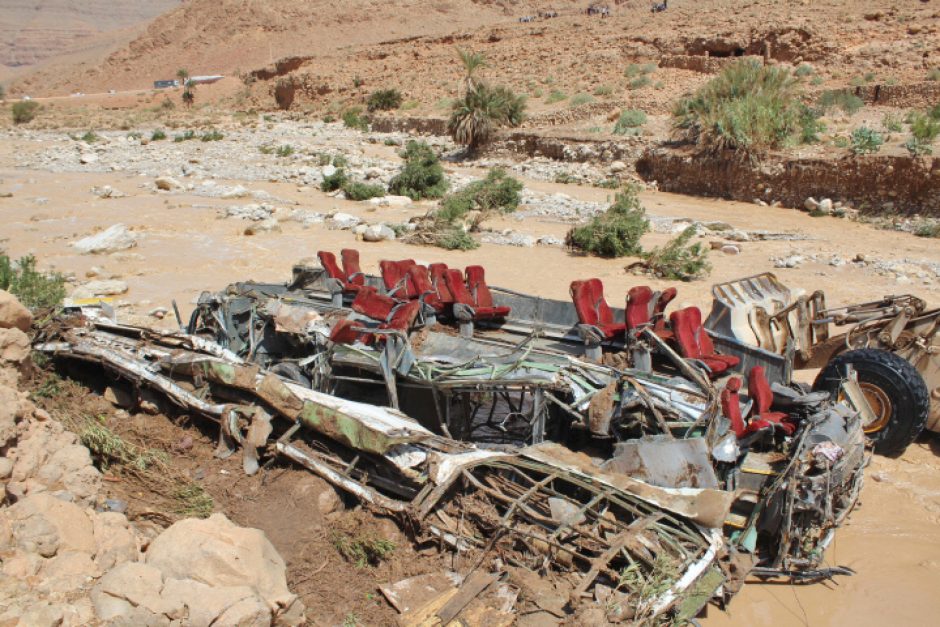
7;419;100;506
0;327;30;365
146;513;302;622
5;493;96;558
71;224;138;254
0;290;32;332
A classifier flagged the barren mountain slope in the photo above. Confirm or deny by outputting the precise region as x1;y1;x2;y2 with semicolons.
0;0;179;71
13;0;577;95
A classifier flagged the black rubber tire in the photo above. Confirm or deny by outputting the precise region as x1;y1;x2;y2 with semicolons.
813;348;930;457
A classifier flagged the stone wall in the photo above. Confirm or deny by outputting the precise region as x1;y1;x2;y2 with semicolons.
636;148;940;216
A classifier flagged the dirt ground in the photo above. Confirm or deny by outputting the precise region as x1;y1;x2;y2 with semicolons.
3;129;940;625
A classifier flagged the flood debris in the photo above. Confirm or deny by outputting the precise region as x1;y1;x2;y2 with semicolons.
33;257;871;623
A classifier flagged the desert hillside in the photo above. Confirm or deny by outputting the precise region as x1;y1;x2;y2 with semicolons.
12;0;575;96
0;0;179;79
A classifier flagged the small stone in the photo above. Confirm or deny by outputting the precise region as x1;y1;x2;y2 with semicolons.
155;177;183;191
148;307;168;319
317;488;344;515
80;153;98;165
720;244;740;255
818;198;833;214
609;160;627;173
362;224;396;242
804;197;819;211
71;280;129;299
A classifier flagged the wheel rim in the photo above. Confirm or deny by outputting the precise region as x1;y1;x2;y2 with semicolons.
859;382;893;433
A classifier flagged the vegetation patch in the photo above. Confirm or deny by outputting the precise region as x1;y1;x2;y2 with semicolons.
817;89;864;115
367;89;403;112
388;141;449;200
630;226;712;281
12;100;40;124
565;185;649;258
0;252;66;311
342;107;369;131
613;109;647;135
849;127;883;155
331;531;396;568
674;60;814;153
448;50;526;153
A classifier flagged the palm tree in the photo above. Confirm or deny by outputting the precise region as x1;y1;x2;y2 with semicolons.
456;48;486;91
182;88;195;108
176;68;190;86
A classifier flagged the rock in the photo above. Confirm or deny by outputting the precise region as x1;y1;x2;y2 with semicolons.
0;458;13;479
71;224;138;254
154;177;183;191
161;578;271;626
362;224;396;242
804;197;819;211
317;488;344;516
79;153;98;165
7;493;95;557
0;327;30;365
773;255;804;269
0;290;32;332
328;212;361;229
148;307;168;319
720;245;741;255
321;164;337;178
71;280;129;299
93;512;139;571
243;218;281;235
609;160;627;173
367;195;412;207
91;185;124;199
92;562;178;621
818;198;833;214
145;513;302;620
9;419;101;505
224;203;274;221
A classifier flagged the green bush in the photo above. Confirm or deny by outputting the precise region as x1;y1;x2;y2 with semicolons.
569;93;594;107
435;227;479;250
817;89;864;115
928;68;940;82
674;60;806;152
593;85;613;97
794;64;814;78
276;144;295;157
905;137;932;156
342;107;368;130
0;253;66;311
321;168;348;192
637;226;711;281
200;130;224;142
173;130;196;142
342;180;385;201
625;63;656;78
367;88;403;112
910;111;940;142
613;109;647;135
546;90;567;103
437;168;522;224
388;141;449;200
799;106;826;143
565;185;649;258
80;131;99;143
151;129;167;141
913;223;940;238
882;113;903;132
629;76;652;90
12;101;39;124
849;126;883;155
332;154;348;168
930;103;940;121
449;83;526;151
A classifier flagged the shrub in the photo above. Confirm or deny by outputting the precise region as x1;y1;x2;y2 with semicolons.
276;144;295;157
437;168;522;225
817;89;864;115
613;109;647;135
905;137;932;156
367;88;403;112
388;141;448;200
321;168;348;192
913;223;940;238
0;253;66;310
80;131;99;143
929;103;940;121
628;76;652;90
569;93;594;107
200;130;224;142
449;83;526;152
331;532;396;568
636;226;711;281
173;130;196;142
928;68;940;82
594;85;613;97
882;113;903;132
799;106;826;143
849;126;883;155
12;100;39;124
435;227;479;250
160;98;175;110
546;90;567;103
594;178;620;189
625;63;656;78
674;60;806;152
565;185;649;258
151;129;167;141
910;111;940;142
332;154;348;168
342;180;385;201
342;107;368;130
794;64;814;78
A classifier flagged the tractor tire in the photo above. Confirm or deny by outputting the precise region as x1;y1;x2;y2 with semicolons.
813;348;930;457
